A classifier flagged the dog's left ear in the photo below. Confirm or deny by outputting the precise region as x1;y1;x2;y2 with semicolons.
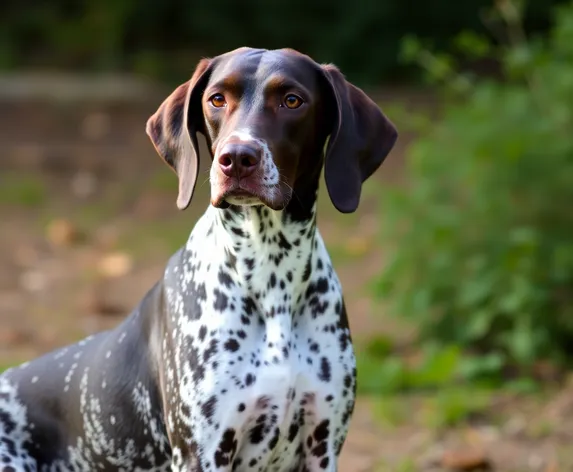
320;64;398;214
146;58;214;210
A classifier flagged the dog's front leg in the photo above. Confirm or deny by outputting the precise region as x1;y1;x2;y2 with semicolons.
301;426;339;472
169;435;239;472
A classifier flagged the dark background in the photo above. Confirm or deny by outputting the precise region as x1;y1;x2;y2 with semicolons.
0;0;565;84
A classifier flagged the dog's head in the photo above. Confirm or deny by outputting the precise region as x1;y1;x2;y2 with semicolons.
146;47;398;213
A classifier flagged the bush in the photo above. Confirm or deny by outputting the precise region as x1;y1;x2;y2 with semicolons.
374;1;573;377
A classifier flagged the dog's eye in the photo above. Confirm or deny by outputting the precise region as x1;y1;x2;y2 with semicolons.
209;94;227;108
283;94;303;109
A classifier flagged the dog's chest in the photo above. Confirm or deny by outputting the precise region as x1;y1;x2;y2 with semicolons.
161;210;356;470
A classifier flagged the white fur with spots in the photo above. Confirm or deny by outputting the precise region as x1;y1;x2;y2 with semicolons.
0;378;38;471
160;203;355;471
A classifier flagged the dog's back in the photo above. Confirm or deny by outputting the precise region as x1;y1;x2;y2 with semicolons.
1;283;171;471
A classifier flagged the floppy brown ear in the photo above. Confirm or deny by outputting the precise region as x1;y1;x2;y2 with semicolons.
321;64;398;213
146;58;214;210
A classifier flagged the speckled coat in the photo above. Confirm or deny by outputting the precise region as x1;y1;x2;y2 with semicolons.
0;47;397;472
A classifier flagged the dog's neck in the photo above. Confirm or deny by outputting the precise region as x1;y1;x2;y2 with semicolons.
212;198;318;267
203;188;320;308
208;163;321;263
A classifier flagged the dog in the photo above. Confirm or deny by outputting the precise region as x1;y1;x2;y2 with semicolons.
0;47;398;472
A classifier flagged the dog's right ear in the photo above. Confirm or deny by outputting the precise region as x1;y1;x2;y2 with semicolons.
146;58;214;210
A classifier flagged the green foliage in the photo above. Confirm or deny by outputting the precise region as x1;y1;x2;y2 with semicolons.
357;338;520;395
358;340;464;394
0;1;564;84
357;343;495;430
374;1;573;376
420;386;492;429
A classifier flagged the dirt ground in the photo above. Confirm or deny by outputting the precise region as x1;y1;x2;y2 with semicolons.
0;81;572;471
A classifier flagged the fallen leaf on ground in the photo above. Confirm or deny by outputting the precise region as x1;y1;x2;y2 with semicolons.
70;171;98;199
441;449;492;471
97;252;133;278
19;270;47;293
0;327;33;347
345;236;372;257
46;218;79;247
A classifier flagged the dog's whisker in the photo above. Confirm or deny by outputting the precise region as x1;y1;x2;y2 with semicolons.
280;178;302;206
200;175;211;189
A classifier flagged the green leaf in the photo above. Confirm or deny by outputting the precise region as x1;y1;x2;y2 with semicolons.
506;320;538;364
399;35;423;64
454;31;491;58
409;345;461;388
456;354;506;386
357;355;408;395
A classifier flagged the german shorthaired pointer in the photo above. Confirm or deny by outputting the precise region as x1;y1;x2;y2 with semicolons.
0;47;397;472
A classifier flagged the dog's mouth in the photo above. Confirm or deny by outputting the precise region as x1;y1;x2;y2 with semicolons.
224;188;262;207
212;181;286;210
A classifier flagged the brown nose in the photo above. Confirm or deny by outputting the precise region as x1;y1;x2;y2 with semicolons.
217;143;261;179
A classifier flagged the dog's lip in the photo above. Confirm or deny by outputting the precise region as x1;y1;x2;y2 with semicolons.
228;188;255;198
220;180;263;198
212;179;286;210
211;181;261;207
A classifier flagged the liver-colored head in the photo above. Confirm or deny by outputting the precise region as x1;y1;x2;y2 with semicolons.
146;47;398;214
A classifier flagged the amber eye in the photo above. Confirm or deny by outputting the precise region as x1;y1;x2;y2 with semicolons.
209;93;226;108
283;94;303;109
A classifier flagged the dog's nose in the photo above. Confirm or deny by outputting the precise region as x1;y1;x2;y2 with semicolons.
217;143;261;179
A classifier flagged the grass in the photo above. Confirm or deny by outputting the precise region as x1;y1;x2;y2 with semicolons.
355;334;497;431
372;396;410;429
364;378;494;431
69;198;121;230
149;167;179;192
0;362;16;374
374;458;417;472
0;173;47;207
419;387;493;429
